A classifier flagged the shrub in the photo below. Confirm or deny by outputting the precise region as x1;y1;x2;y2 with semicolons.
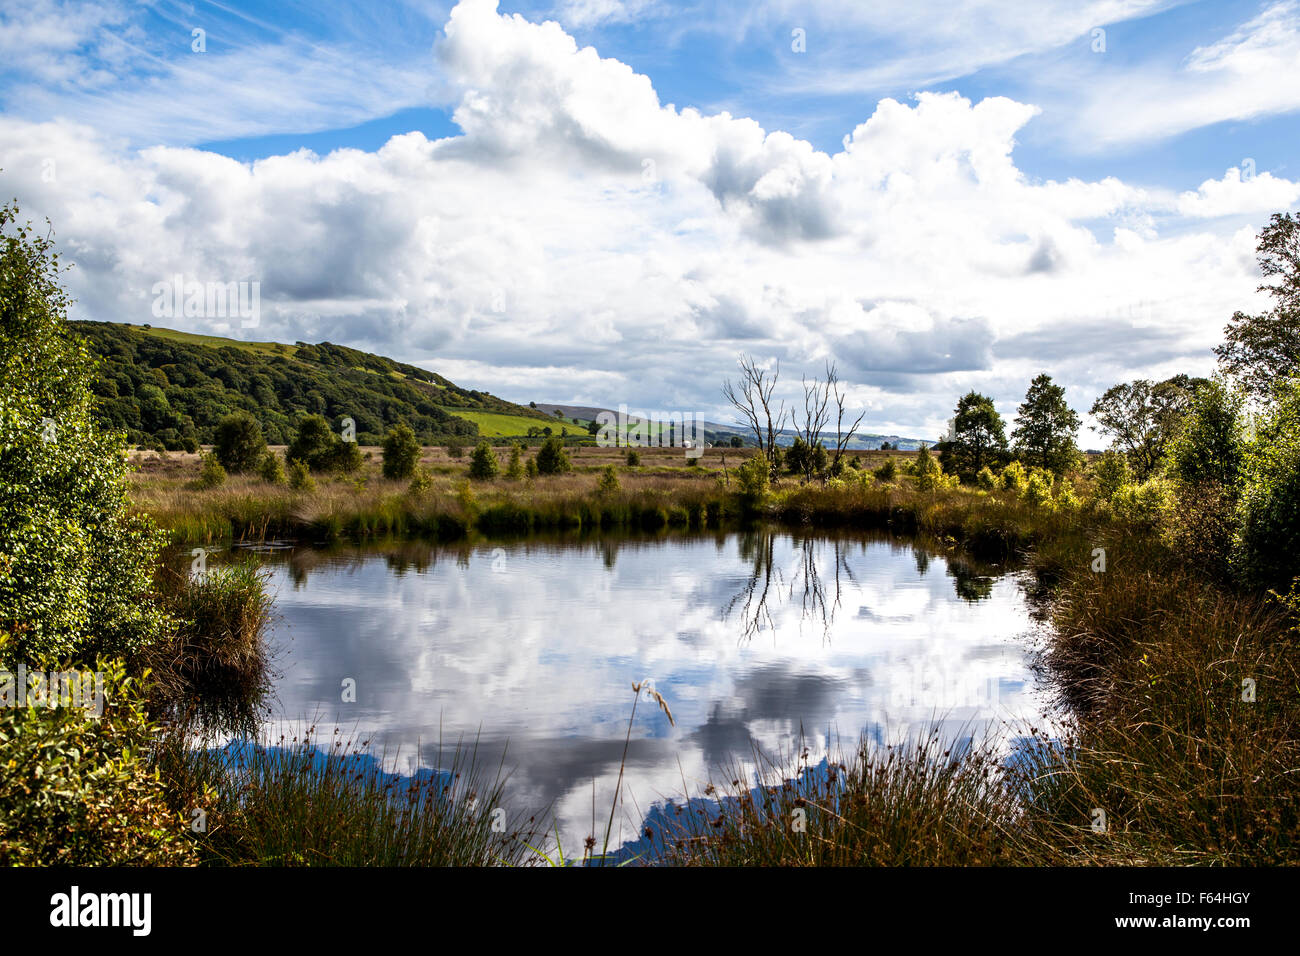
914;445;945;492
1112;478;1173;529
327;438;362;475
1000;460;1026;492
196;453;227;489
287;458;315;492
536;436;571;475
1091;449;1130;503
445;438;465;458
525;457;539;479
381;424;422;480
214;411;267;473
598;464;621;495
736;454;769;500
874;458;897;482
1023;469;1052;507
408;466;433;497
258;450;285;485
287;414;337;470
1232;382;1300;588
976;466;997;491
0;661;198;865
626;449;641;467
468;440;500;480
504;443;524;480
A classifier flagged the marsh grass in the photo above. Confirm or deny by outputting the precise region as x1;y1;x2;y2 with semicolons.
145;559;275;736
160;725;546;866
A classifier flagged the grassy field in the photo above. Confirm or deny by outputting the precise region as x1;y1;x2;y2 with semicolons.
437;407;582;437
131;324;300;358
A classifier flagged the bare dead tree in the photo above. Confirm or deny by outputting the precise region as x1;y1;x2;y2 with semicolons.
828;361;866;475
722;354;788;478
794;364;833;483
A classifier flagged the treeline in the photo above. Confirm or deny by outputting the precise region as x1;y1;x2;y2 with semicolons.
68;320;544;448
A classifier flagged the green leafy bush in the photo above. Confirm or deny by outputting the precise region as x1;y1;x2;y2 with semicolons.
976;466;997;491
598;464;621;494
213;411;266;473
535;436;571;475
468;440;500;479
736;454;769;500
381;423;421;480
287;458;315;492
0;661;198;865
1000;460;1026;492
1091;449;1130;503
1232;382;1300;588
196;453;227;489
626;448;640;467
257;450;285;485
874;457;897;482
504;442;524;480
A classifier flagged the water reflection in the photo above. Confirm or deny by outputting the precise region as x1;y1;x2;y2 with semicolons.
250;531;1052;855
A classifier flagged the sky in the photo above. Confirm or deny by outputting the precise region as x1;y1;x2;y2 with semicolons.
2;0;1298;443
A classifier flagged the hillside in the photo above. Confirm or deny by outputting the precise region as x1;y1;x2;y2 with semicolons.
70;320;557;449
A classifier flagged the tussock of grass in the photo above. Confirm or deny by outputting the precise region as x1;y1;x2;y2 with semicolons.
160;726;546;866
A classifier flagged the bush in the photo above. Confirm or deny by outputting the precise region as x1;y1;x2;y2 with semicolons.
408;466;433;497
0;661;198;865
874;458;897;482
536;436;571;475
1023;470;1052;507
976;466;997;491
597;464;621;494
196;453;227;489
327;438;362;475
504;443;524;480
525;457;539;479
214;411;267;473
1232;382;1300;588
1091;449;1130;503
287;458;315;492
382;423;422;480
445;438;465;458
736;454;769;500
287;414;337;470
258;450;285;485
1000;460;1026;492
468;441;500;480
1112;478;1173;529
0;199;170;664
626;448;641;467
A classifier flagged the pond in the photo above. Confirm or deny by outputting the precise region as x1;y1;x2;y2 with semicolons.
249;530;1054;856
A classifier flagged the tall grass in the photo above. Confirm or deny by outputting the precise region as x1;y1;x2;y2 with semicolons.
159;726;546;866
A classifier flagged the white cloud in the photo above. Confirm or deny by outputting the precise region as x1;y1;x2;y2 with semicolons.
1070;1;1300;148
0;0;1289;441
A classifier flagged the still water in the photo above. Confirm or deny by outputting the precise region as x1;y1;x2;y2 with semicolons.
252;531;1053;853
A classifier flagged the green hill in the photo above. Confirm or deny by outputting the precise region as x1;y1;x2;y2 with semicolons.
69;321;557;449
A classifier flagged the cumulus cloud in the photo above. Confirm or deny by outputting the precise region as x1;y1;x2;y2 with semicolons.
0;0;1291;441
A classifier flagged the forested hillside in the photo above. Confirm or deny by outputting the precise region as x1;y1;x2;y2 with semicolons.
69;320;552;449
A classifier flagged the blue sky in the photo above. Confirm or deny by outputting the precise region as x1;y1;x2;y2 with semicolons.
2;0;1298;439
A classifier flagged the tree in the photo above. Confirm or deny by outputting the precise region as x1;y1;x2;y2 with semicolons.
1011;374;1080;476
1232;379;1300;588
288;414;337;471
0;199;168;662
504;442;525;480
535;436;571;475
381;423;421;480
942;391;1007;480
1089;376;1203;479
723;355;789;479
1166;377;1246;489
1216;212;1300;398
468;440;500;480
214;411;267;473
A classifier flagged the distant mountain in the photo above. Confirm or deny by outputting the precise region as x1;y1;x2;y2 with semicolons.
70;321;558;449
532;403;927;450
